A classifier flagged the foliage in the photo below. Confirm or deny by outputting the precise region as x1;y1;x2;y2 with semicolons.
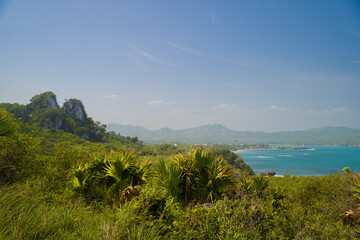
0;184;170;240
73;151;152;204
0;103;29;122
27;91;59;111
2;92;360;239
1;92;111;142
156;148;234;205
0;108;18;137
209;148;254;174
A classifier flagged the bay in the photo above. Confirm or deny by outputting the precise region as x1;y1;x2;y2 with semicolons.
237;146;360;176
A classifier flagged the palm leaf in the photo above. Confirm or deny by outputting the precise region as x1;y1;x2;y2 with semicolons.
0;109;17;137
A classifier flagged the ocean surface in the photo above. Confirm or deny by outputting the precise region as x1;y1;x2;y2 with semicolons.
237;146;360;176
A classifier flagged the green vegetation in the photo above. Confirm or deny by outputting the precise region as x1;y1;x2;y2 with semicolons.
1;92;360;239
0;91;107;142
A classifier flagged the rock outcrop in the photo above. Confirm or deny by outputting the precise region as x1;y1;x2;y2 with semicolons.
29;91;59;110
46;95;58;108
259;171;276;176
43;117;63;130
62;99;87;121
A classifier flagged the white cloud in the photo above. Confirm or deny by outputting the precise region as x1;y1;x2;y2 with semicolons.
147;100;176;107
268;105;287;111
214;104;228;110
213;103;238;110
102;94;118;99
147;100;163;106
323;107;350;114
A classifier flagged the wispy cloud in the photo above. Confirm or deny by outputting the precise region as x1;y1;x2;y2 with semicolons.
147;99;176;107
218;57;276;71
268;105;287;111
133;59;151;69
164;41;206;57
130;45;169;64
214;104;228;110
323;107;350;114
165;40;275;71
102;94;118;99
147;100;163;106
214;103;238;110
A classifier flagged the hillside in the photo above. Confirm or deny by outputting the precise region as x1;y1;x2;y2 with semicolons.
107;123;360;145
2;95;360;239
0;92;107;142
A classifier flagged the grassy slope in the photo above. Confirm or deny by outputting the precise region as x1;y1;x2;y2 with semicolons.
1;115;360;238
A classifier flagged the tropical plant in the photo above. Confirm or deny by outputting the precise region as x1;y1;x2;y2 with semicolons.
157;148;234;205
156;158;181;202
0;109;17;137
73;150;152;204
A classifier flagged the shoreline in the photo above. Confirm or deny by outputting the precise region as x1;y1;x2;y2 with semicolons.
232;146;310;153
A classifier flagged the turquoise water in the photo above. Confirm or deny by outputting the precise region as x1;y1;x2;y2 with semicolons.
237;146;360;176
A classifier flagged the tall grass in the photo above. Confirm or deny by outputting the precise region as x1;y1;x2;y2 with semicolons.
1;173;360;239
0;184;168;240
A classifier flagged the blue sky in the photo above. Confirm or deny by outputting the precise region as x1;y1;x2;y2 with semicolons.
0;0;360;132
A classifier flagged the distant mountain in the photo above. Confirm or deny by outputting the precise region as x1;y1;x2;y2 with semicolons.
106;123;360;145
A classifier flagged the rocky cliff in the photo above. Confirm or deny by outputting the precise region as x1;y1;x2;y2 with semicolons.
1;92;107;142
28;91;59;111
62;99;87;121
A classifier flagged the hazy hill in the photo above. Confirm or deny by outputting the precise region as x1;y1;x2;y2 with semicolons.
107;123;360;145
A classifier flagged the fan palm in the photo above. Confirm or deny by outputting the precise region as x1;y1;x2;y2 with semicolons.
104;151;151;204
0;109;17;137
205;156;233;202
73;165;88;195
191;148;233;202
168;148;234;205
156;158;181;201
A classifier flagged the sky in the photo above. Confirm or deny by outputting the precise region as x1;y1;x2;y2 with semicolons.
0;0;360;132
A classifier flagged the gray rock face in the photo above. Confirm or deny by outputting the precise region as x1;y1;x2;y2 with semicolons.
47;95;59;108
62;99;87;121
29;91;59;110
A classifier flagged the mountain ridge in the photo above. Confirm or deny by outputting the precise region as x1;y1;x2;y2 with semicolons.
107;123;360;145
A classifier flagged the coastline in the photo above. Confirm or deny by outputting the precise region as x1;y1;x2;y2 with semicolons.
237;145;360;176
232;146;309;153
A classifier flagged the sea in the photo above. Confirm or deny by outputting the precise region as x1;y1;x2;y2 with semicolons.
236;146;360;176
